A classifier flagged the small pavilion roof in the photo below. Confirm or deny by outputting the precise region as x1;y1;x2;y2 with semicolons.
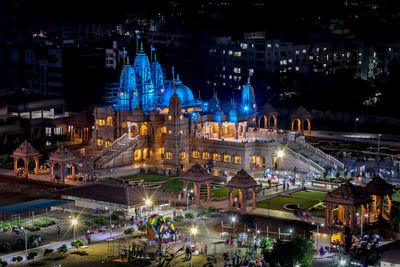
262;102;278;116
226;169;258;189
12;140;40;159
364;176;395;196
48;144;78;164
324;181;371;206
289;105;312;120
181;163;213;182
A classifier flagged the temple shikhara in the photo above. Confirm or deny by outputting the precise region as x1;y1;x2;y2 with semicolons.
91;45;319;173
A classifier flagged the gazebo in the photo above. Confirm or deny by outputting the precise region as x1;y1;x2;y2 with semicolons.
48;144;78;183
226;169;258;213
324;181;371;229
364;176;395;219
258;102;279;129
289;106;312;134
180;163;213;204
11;141;40;177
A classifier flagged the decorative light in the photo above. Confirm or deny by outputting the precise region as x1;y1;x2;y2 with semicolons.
191;227;197;236
145;199;151;206
71;219;77;225
277;150;284;158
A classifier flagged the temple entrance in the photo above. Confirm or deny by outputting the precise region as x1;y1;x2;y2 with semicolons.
270;115;277;129
140;123;148;135
259;115;267;128
130;123;138;137
303;119;311;134
291;119;301;133
212;123;219;138
134;149;142;161
143;148;149;160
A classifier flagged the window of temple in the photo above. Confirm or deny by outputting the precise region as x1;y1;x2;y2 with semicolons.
180;152;186;159
251;156;255;163
98;119;105;126
166;152;172;159
97;139;103;146
224;155;230;162
122;122;127;128
168;115;172;120
162;127;167;133
193;151;199;158
140;123;148;135
235;156;240;163
213;153;220;160
161;147;164;155
168;130;172;134
180;115;183;120
105;140;111;147
107;116;113;126
203;152;209;159
253;104;256;109
179;130;183;134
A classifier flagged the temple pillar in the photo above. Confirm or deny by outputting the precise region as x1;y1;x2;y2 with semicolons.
34;157;39;175
252;188;256;209
228;188;233;211
13;158;18;176
241;189;247;213
379;195;384;218
60;163;65;183
367;204;370;224
71;164;75;177
388;195;392;216
206;181;211;201
183;181;189;200
325;204;331;226
218;123;222;139
345;206;350;226
50;163;54;180
361;204;366;224
234;124;238;139
273;116;278;129
195;183;201;204
372;195;377;215
24;158;28;178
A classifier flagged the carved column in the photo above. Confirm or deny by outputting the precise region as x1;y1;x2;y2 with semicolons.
228;188;233;211
14;158;18;176
325;204;331;226
183;181;189;200
234;124;238;139
241;189;247;213
24;158;28;178
195;183;201;204
206;181;211;201
252;188;256;209
60;163;65;183
218;123;222;139
34;157;39;175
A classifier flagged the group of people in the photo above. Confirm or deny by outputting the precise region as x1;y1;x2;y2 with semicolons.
120;246;144;263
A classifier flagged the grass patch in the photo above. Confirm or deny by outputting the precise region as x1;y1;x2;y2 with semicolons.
33;218;55;227
291;191;326;201
256;196;321;214
211;188;238;198
120;174;172;182
392;192;400;202
159;178;183;193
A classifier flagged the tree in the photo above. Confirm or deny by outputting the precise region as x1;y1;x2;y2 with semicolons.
12;256;22;264
173;216;184;223
27;252;37;262
111;213;119;221
263;237;313;267
57;244;68;254
71;239;84;250
185;213;194;219
0;242;11;253
94;217;104;225
208;206;217;213
197;210;206;217
322;170;328;178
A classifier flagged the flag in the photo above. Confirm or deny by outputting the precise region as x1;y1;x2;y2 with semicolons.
249;70;254;76
137;34;141;39
151;45;156;51
123;49;128;54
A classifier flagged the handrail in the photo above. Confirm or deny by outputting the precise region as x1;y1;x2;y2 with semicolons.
98;133;128;157
303;143;344;169
285;146;325;173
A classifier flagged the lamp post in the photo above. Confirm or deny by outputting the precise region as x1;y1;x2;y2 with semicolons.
354;118;359;133
190;227;198;267
232;216;236;237
187;189;193;212
21;227;27;256
313;222;324;250
276;150;284;171
105;206;113;238
356;213;368;239
289;228;293;240
377;133;382;161
71;218;77;241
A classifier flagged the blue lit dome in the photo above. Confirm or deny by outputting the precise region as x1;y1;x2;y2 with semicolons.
162;77;195;106
228;107;238;123
214;109;223;123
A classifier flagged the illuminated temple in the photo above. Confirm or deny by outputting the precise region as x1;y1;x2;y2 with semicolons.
92;46;321;174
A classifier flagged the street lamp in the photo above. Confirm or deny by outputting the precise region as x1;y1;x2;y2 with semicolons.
105;206;113;238
313;222;324;250
21;227;27;256
289;228;293;240
356;213;368;238
354;118;359;133
231;216;236;236
190;227;198;267
340;259;346;265
71;218;77;241
377;133;382;161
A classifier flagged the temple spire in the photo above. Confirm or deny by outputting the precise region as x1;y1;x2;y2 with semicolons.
126;56;130;65
140;42;144;52
154;53;157;61
172;66;175;81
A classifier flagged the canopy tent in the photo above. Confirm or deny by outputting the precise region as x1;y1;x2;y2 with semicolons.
0;199;72;214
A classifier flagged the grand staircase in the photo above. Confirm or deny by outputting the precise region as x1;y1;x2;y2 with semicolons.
93;133;139;169
287;141;344;171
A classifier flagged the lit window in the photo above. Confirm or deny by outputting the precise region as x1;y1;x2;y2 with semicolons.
295;66;299;71
45;127;52;136
166;152;172;159
323;47;327;51
107;116;113;126
168;130;172;134
302;49;306;54
203;152;209;159
162;127;167;133
223;50;226;54
161;147;164;155
235;156;240;163
224;155;230;162
234;51;241;57
120;92;124;97
267;44;272;48
98;120;105;126
228;50;233;55
309;56;313;60
97;139;103;146
233;68;241;74
251;156;255;163
213;153;220;160
193;151;199;159
295;50;300;55
105;140;111;147
122;122;127;128
180;115;183;120
168;115;172;120
179;130;183;134
180;152;186;159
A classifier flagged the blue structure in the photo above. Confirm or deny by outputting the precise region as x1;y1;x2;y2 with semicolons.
162;75;195;107
151;53;165;105
241;77;256;114
228;100;238;123
134;44;155;112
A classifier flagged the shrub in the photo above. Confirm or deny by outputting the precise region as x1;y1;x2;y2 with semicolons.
322;170;328;178
0;259;7;267
11;256;23;263
197;210;206;217
174;216;184;223
27;252;37;261
138;224;147;232
71;239;84;250
15;238;24;249
208;206;217;213
44;248;54;256
24;225;40;231
85;221;93;227
95;217;105;225
57;244;68;254
185;213;194;219
124;228;135;235
0;242;11;253
33;218;55;227
111;213;119;221
165;217;171;221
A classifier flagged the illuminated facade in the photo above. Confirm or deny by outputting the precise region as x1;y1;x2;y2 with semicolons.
92;46;323;174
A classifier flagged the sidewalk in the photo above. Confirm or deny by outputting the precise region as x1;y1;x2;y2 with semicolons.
0;225;131;264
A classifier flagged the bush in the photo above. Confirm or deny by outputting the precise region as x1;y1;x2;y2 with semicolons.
15;238;24;249
138;224;147;232
24;225;40;231
95;217;105;225
165;217;171;221
0;259;7;267
85;221;93;227
33;218;55;227
185;213;194;219
124;228;135;235
44;248;54;256
197;210;206;217
0;242;11;253
208;206;217;213
111;213;119;221
11;256;23;264
71;239;84;250
27;252;37;261
174;216;184;223
57;244;68;254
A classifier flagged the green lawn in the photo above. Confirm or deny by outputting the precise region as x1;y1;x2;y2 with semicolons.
257;196;320;211
392;192;400;202
291;191;326;201
159;178;183;193
211;188;238;198
120;174;173;182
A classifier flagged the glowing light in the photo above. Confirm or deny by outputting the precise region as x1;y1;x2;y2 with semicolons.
145;199;151;206
191;227;198;236
277;150;284;158
340;259;346;265
71;219;77;225
244;106;248;111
